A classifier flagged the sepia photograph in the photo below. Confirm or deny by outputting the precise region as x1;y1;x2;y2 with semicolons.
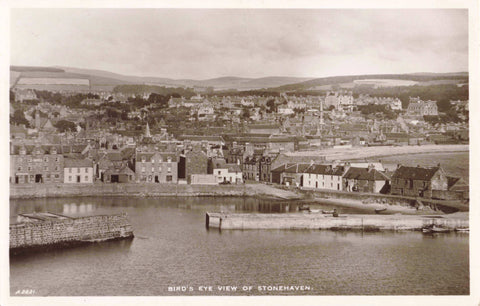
2;2;479;305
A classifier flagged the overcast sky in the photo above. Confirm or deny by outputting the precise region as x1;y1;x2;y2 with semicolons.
10;9;468;80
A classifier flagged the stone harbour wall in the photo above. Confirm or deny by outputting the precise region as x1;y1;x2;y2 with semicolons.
206;213;469;231
10;183;250;199
10;213;133;249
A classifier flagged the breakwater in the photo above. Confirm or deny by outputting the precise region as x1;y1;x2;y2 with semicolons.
10;213;134;255
206;212;468;231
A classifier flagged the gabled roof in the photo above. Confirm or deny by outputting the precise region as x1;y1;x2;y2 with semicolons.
211;157;227;169
343;167;389;181
391;166;441;181
227;163;242;173
106;152;123;161
64;158;93;168
104;165;135;175
304;164;331;175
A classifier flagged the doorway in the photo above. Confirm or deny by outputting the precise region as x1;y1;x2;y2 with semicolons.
35;174;43;183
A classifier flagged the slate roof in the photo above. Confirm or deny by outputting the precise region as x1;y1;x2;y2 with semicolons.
227;164;242;173
391;166;441;181
104;165;135;175
64;158;93;168
343;167;390;181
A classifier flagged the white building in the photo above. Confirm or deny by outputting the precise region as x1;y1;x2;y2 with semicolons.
213;163;243;184
64;158;94;183
301;164;345;191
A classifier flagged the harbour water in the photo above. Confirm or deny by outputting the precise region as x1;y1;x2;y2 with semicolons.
10;196;469;296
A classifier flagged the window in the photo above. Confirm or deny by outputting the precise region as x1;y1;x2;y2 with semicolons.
166;175;172;182
85;168;88;173
218;171;221;175
69;176;72;181
85;176;88;181
55;166;59;171
142;167;146;173
167;167;171;173
28;167;31;171
77;168;80;173
152;167;155;172
44;166;48;171
69;168;72;173
55;157;59;162
55;174;59;178
44;157;48;162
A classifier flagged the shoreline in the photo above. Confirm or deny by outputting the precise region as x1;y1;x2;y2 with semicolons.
307;197;440;215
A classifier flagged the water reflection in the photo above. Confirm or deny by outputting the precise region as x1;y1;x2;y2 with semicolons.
10;196;469;296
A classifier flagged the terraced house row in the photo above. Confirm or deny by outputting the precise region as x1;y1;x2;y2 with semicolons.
269;162;468;201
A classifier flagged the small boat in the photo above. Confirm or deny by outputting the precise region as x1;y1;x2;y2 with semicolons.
298;205;310;211
455;228;469;232
422;225;451;233
308;209;321;213
374;208;387;214
321;210;334;214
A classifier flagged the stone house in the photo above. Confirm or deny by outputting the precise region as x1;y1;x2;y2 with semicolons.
390;165;448;198
103;165;135;183
243;156;260;181
342;166;390;193
10;144;64;184
135;151;178;183
179;146;209;184
271;163;311;187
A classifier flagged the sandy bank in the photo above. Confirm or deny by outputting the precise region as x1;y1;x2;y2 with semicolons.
308;197;438;215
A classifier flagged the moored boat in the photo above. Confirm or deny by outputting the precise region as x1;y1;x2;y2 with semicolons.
374;208;387;214
422;224;451;233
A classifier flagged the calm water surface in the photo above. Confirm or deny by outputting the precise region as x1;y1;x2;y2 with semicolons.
10;197;469;296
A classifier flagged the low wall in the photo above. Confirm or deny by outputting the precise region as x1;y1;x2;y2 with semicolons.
10;213;133;250
10;183;250;199
206;213;469;231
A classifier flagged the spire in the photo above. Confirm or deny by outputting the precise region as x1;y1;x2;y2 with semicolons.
145;122;151;138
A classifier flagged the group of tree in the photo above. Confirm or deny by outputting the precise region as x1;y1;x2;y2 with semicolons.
10;109;30;127
357;104;397;120
113;85;195;99
53;120;77;132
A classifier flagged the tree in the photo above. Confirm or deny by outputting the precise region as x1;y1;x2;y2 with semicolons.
9;90;15;103
106;107;120;118
10;110;30;127
266;99;276;113
242;108;251;120
54;120;76;132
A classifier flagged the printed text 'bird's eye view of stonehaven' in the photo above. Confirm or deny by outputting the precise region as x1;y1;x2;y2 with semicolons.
7;8;471;299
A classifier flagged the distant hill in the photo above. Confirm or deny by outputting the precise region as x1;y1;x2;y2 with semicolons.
270;72;469;91
10;66;468;93
10;65;314;91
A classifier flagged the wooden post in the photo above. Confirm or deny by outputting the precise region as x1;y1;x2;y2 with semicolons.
205;213;210;230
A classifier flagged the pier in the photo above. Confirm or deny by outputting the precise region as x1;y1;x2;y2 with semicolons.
205;212;468;231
